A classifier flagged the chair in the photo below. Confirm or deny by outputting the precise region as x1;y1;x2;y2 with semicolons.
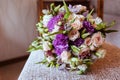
97;0;104;19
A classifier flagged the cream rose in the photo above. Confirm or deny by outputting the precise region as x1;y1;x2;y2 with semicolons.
85;37;92;46
91;32;104;47
61;51;71;63
84;38;96;51
71;19;83;30
68;29;80;41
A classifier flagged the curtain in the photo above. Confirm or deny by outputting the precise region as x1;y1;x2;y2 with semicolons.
0;0;37;61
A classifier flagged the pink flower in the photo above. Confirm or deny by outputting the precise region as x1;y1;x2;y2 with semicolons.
71;19;83;30
85;37;92;46
68;29;80;41
91;32;104;47
84;37;96;51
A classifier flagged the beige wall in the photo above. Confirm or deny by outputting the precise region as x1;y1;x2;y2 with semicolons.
0;0;37;61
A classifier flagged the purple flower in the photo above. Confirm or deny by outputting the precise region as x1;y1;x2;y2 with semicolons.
47;14;63;32
83;21;95;33
68;4;86;13
53;34;69;55
82;11;89;17
68;4;79;13
71;38;84;47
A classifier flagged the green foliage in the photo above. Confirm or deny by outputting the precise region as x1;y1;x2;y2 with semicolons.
27;38;43;52
87;9;94;21
95;22;106;30
71;46;80;54
63;0;70;19
81;33;90;39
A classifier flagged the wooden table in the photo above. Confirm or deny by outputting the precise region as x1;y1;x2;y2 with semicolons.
18;43;120;80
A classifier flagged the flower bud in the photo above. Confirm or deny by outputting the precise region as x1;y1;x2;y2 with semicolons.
61;51;71;63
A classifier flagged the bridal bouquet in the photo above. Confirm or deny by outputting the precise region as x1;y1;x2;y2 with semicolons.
28;1;117;74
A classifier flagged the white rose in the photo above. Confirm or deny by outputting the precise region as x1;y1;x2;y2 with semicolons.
78;64;87;71
43;41;51;51
42;14;53;27
94;17;102;24
61;51;71;63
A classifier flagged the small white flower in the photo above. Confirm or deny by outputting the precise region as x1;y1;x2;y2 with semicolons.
94;17;102;24
51;25;60;33
46;56;55;62
68;30;80;41
61;51;71;63
43;41;51;51
78;64;87;71
42;14;53;27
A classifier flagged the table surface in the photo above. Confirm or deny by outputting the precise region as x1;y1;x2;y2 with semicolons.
18;43;120;80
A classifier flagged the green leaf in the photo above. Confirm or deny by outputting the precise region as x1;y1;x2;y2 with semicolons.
96;22;106;30
27;38;43;52
56;64;60;68
63;0;70;19
47;30;65;36
50;3;55;15
36;22;43;28
47;63;51;67
54;5;61;12
77;70;84;75
104;30;118;33
71;46;80;54
81;29;86;35
87;9;94;21
70;18;75;23
81;33;90;39
71;57;79;62
106;20;116;28
27;45;43;52
36;58;47;64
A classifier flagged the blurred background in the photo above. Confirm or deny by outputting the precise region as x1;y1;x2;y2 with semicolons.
0;0;120;80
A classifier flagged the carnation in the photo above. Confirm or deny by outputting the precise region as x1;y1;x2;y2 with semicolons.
47;14;63;32
83;21;95;34
52;34;69;55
